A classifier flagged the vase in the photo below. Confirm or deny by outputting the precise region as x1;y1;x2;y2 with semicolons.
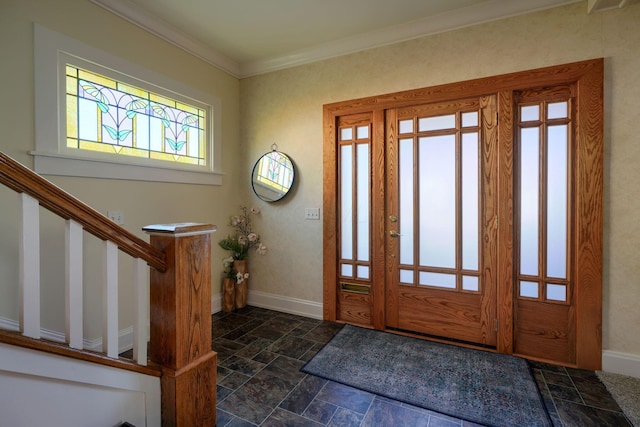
233;259;248;309
222;277;235;312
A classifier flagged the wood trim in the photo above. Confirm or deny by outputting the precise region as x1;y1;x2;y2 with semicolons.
324;60;602;116
0;152;166;272
322;107;338;321
371;109;386;330
0;329;161;377
496;90;515;355
574;59;604;370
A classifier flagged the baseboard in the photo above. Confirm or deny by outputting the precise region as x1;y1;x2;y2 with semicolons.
211;289;322;319
246;290;323;319
602;350;640;378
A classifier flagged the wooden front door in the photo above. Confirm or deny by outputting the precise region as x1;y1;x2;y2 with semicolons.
385;96;498;346
323;59;603;369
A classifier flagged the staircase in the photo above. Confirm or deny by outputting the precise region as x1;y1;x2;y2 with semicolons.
0;152;217;426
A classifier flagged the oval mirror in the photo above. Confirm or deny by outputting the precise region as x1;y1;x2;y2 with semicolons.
251;150;295;202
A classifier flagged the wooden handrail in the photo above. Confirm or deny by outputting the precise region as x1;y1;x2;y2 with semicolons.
0;152;166;272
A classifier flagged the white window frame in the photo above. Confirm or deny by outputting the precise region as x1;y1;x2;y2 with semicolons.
33;24;222;185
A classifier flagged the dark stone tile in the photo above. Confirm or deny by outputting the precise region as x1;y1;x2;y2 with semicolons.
303;322;343;343
279;375;328;415
268;335;316;359
217;380;281;425
299;349;317;362
554;398;632;427
255;355;306;388
213;337;246;352
216;385;234;402
327;407;364;427
220;355;266;376
543;370;575;387
217;365;232;381
219;371;251;390
316;381;375;414
226;416;259;426
216;408;235;426
261;408;324;426
303;399;338;424
361;398;431;427
250;324;290;340
234;333;261;346
568;369;622;412
252;350;279;364
234;337;273;359
529;360;568;375
547;383;584;404
221;319;264;341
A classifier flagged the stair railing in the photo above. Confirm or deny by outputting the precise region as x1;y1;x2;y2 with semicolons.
0;152;217;426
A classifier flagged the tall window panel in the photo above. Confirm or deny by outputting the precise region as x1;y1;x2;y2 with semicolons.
517;94;572;304
339;122;371;281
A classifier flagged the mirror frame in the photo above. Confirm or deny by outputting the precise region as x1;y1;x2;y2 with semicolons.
251;150;296;202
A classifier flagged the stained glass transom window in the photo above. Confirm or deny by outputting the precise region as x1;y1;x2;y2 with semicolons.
66;65;206;165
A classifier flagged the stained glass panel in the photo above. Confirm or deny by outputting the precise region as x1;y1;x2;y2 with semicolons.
66;65;207;165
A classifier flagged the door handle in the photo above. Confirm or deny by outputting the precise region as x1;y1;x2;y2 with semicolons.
389;230;402;237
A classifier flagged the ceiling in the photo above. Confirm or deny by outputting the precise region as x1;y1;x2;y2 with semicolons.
90;0;628;78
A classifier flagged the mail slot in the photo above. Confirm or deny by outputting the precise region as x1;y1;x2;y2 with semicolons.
340;282;371;295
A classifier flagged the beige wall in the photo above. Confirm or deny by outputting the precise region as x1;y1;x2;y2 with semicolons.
241;1;640;357
0;0;241;339
1;0;638;360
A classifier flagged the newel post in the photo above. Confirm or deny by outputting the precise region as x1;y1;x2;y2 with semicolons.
143;223;217;427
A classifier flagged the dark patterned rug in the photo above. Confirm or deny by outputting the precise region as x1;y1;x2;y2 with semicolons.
301;324;552;427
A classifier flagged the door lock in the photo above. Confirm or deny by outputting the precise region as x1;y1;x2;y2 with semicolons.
389;215;398;223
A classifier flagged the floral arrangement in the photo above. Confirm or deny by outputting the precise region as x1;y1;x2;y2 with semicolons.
218;206;267;260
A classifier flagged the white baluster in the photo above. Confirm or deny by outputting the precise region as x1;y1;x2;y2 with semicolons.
65;219;83;349
133;257;148;366
102;240;118;358
19;193;40;339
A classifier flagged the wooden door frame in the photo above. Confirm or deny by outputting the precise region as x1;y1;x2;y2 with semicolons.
322;59;603;369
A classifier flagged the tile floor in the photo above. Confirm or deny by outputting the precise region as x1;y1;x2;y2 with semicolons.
212;306;631;427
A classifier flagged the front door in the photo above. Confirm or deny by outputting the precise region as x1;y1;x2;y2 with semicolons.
385;96;498;346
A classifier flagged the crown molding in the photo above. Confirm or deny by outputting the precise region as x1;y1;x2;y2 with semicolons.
90;0;241;77
92;0;584;79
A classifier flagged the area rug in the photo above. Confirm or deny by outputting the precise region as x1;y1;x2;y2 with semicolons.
301;324;551;427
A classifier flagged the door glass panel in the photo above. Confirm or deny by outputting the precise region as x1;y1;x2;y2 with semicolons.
357;125;369;139
521;105;539;122
520;127;539;276
356;144;370;262
419;135;456;268
462;112;478;128
341;128;353;141
547;283;567;302
547;102;568;120
547;125;568;278
462;275;479;292
462;132;479;271
399;138;414;265
419;114;456;132
357;265;370;279
520;281;539;298
420;272;456;289
340;145;353;260
341;264;353;277
400;269;414;284
399;119;413;134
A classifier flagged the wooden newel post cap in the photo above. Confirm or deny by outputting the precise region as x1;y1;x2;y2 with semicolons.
142;222;217;236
